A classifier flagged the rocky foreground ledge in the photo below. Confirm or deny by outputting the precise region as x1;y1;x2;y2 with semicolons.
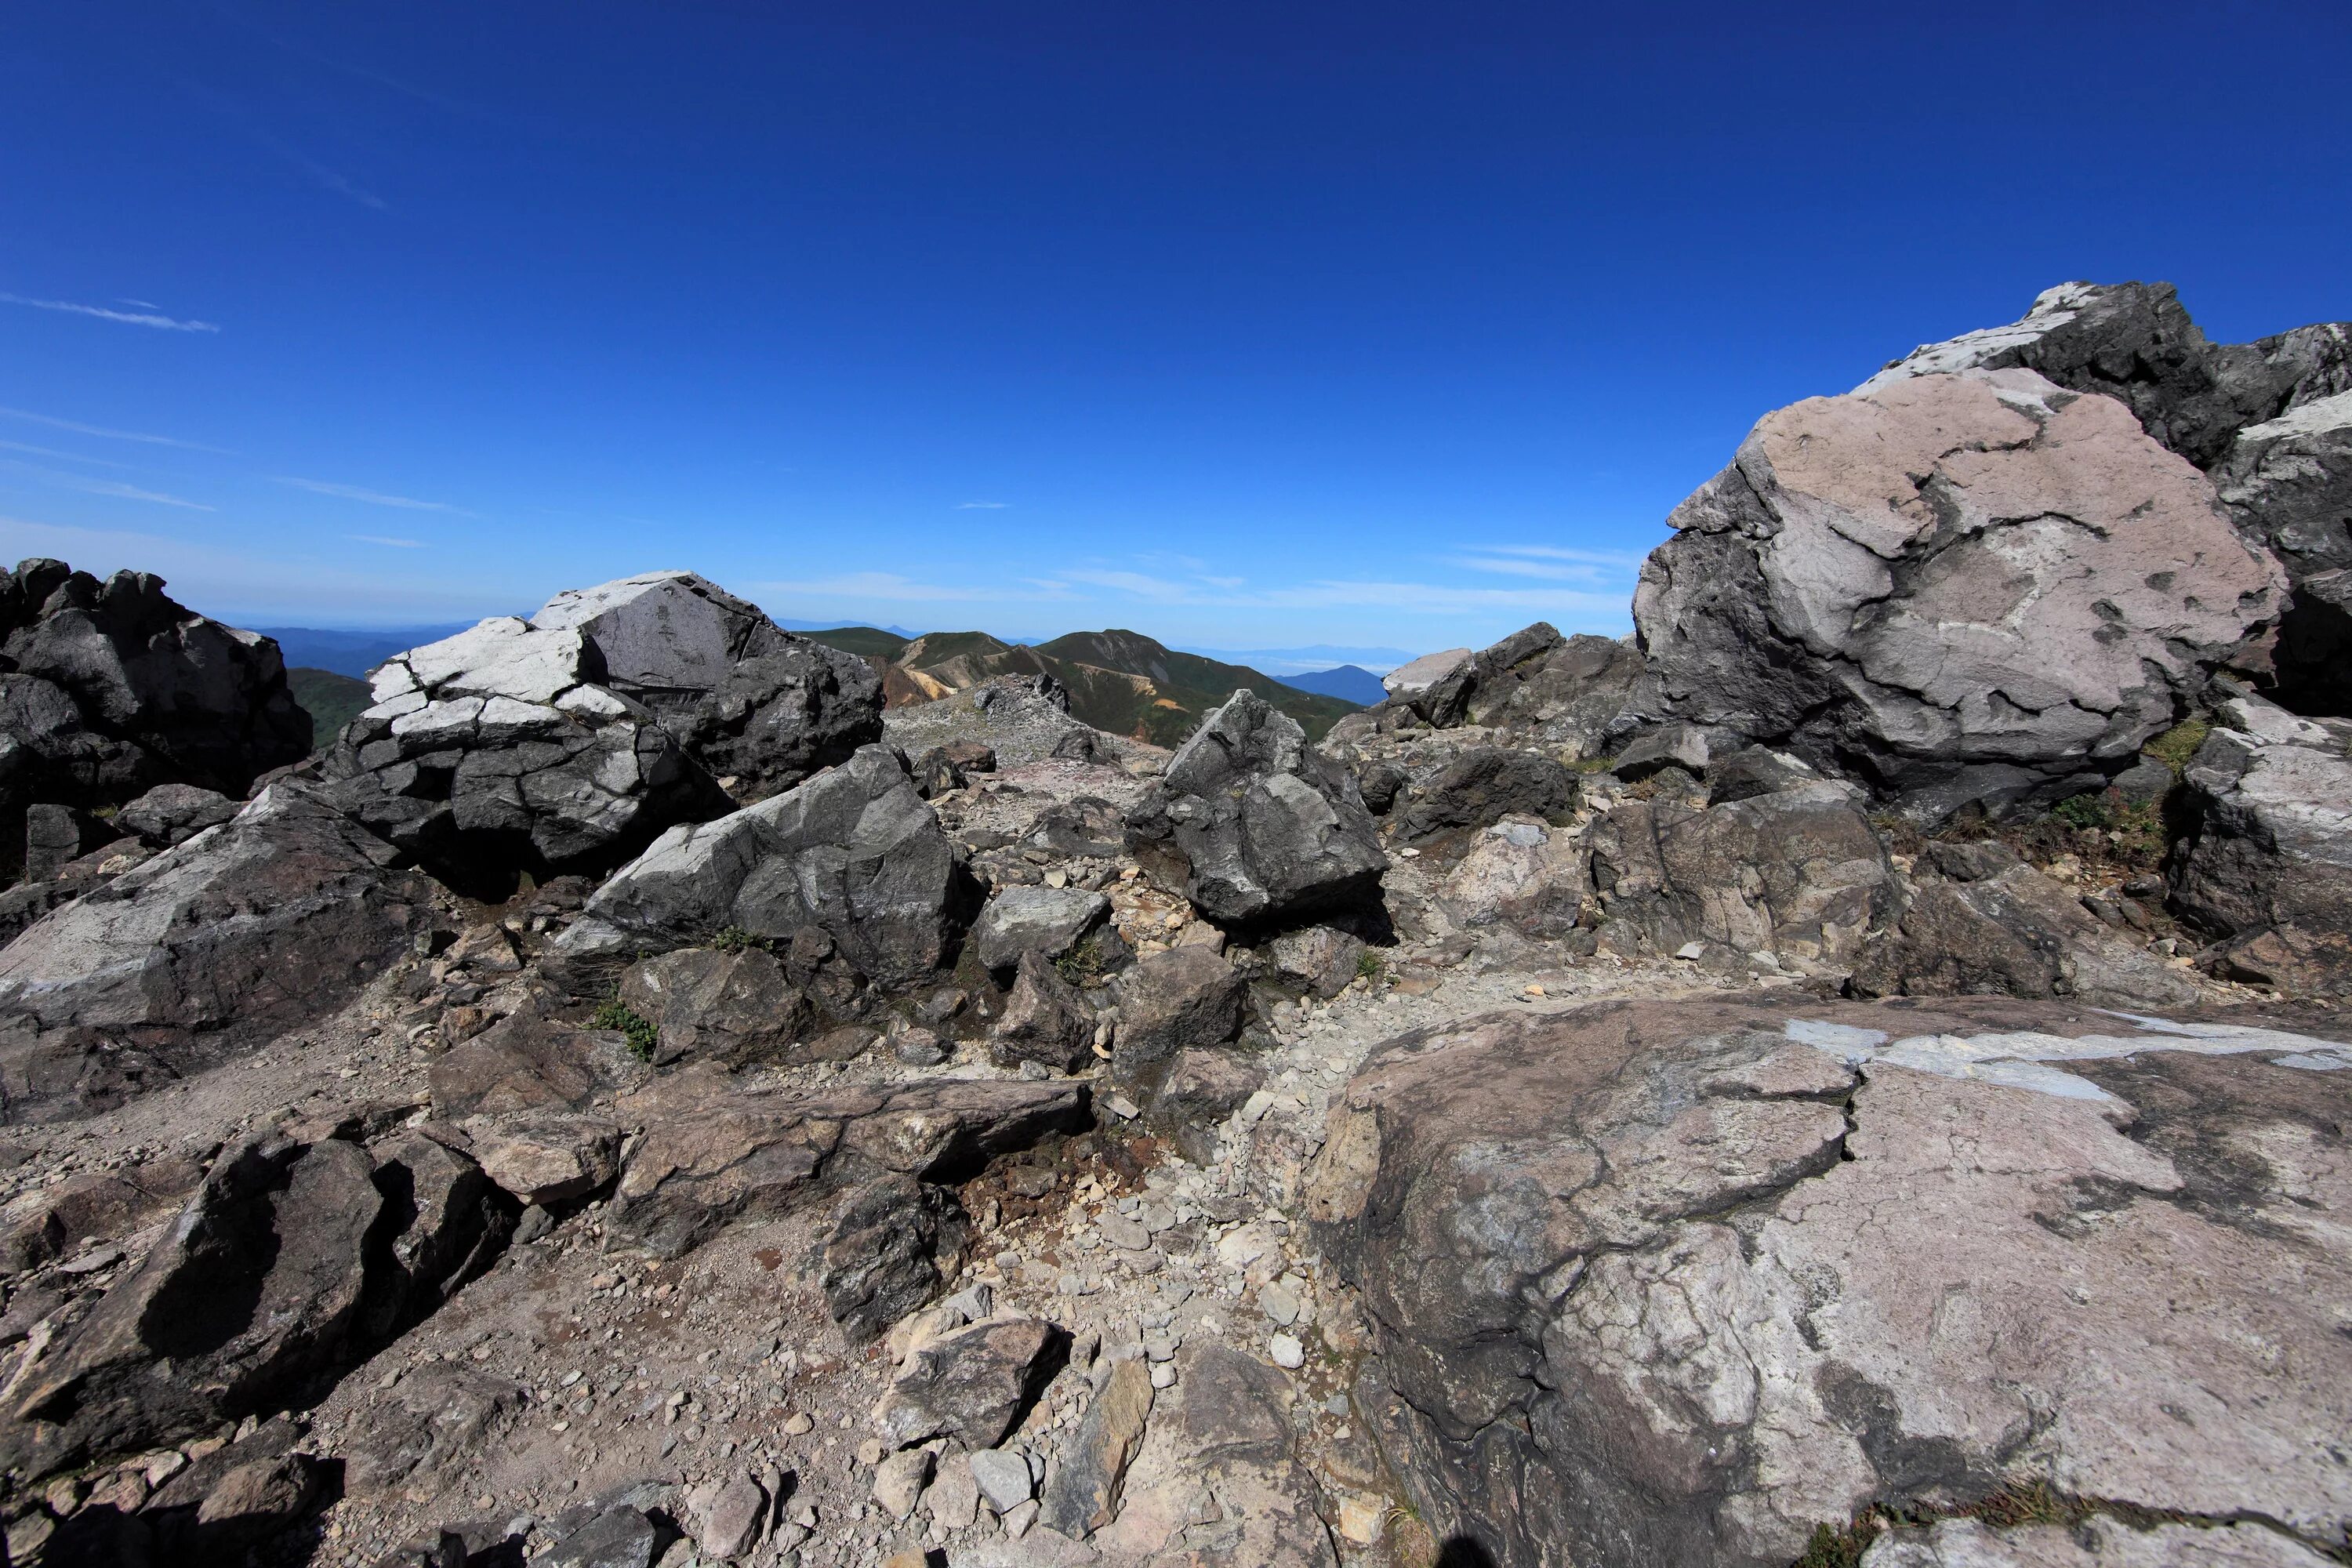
0;285;2345;1568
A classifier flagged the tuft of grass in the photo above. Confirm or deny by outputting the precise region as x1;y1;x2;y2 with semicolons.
1356;949;1385;982
710;924;770;954
2144;717;2211;776
592;1000;659;1062
1793;1516;1882;1568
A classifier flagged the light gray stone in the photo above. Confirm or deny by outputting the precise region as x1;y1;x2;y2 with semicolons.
971;886;1109;973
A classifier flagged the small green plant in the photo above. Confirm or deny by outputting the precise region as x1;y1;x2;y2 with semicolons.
1355;949;1385;982
2144;717;2211;776
1055;938;1110;987
592;1000;659;1062
710;925;768;953
1792;1515;1884;1568
2050;793;2111;829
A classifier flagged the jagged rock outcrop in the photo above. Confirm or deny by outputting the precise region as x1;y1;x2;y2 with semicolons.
1864;282;2352;710
1584;776;1896;977
320;572;880;892
0;782;437;1122
1406;622;1647;751
605;1065;1087;1259
1851;851;2199;1008
1862;281;2351;470
0;561;310;874
534;571;884;794
1307;995;2352;1568
1396;746;1577;845
2;1127;511;1479
554;744;975;988
1635;366;2284;818
2169;689;2352;992
617;946;811;1066
1124;690;1386;927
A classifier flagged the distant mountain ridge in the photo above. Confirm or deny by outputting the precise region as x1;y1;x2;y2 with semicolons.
804;624;1362;743
1277;664;1388;705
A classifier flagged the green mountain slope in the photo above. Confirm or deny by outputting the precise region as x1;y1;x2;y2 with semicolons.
803;625;1360;744
288;666;373;752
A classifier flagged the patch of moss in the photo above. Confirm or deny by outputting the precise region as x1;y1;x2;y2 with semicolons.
1792;1515;1883;1568
2144;717;2211;776
710;924;770;953
591;1000;659;1062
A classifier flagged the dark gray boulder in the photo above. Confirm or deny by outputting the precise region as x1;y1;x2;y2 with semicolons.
876;1316;1065;1449
115;782;238;848
991;950;1095;1073
1;1126;509;1479
0;561;310;877
821;1175;968;1345
1111;946;1248;1095
1585;779;1895;978
1851;862;2198;1008
1398;746;1577;844
1406;623;1647;752
617;946;811;1065
1125;689;1386;927
555;744;975;989
0;782;437;1123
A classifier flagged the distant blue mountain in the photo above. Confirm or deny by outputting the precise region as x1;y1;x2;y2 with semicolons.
1178;642;1414;676
1277;665;1388;705
255;625;480;678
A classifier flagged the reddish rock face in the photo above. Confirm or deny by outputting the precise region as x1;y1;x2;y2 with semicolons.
1637;368;2285;819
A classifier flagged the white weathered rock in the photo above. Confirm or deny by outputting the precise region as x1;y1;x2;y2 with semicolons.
1381;648;1470;699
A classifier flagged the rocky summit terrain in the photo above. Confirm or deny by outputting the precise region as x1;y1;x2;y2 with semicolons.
0;283;2346;1568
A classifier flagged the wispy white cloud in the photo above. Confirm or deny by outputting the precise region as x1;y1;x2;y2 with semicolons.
274;477;471;514
955;500;1010;510
0;514;521;622
0;292;220;332
1450;542;1648;584
0;460;212;510
0;406;232;453
1472;543;1646;566
749;572;1077;604
348;534;425;548
1448;554;1610;583
0;440;129;469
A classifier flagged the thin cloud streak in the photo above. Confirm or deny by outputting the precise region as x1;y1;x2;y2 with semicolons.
954;501;1010;510
1449;555;1611;583
349;534;426;548
0;460;213;510
749;572;1077;604
274;477;471;514
0;293;221;332
0;407;233;454
754;566;1623;620
0;440;129;469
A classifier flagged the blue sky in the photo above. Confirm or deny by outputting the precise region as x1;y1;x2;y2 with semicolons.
2;2;2346;658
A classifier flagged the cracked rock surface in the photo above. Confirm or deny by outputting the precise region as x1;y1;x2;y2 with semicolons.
1306;994;2352;1568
